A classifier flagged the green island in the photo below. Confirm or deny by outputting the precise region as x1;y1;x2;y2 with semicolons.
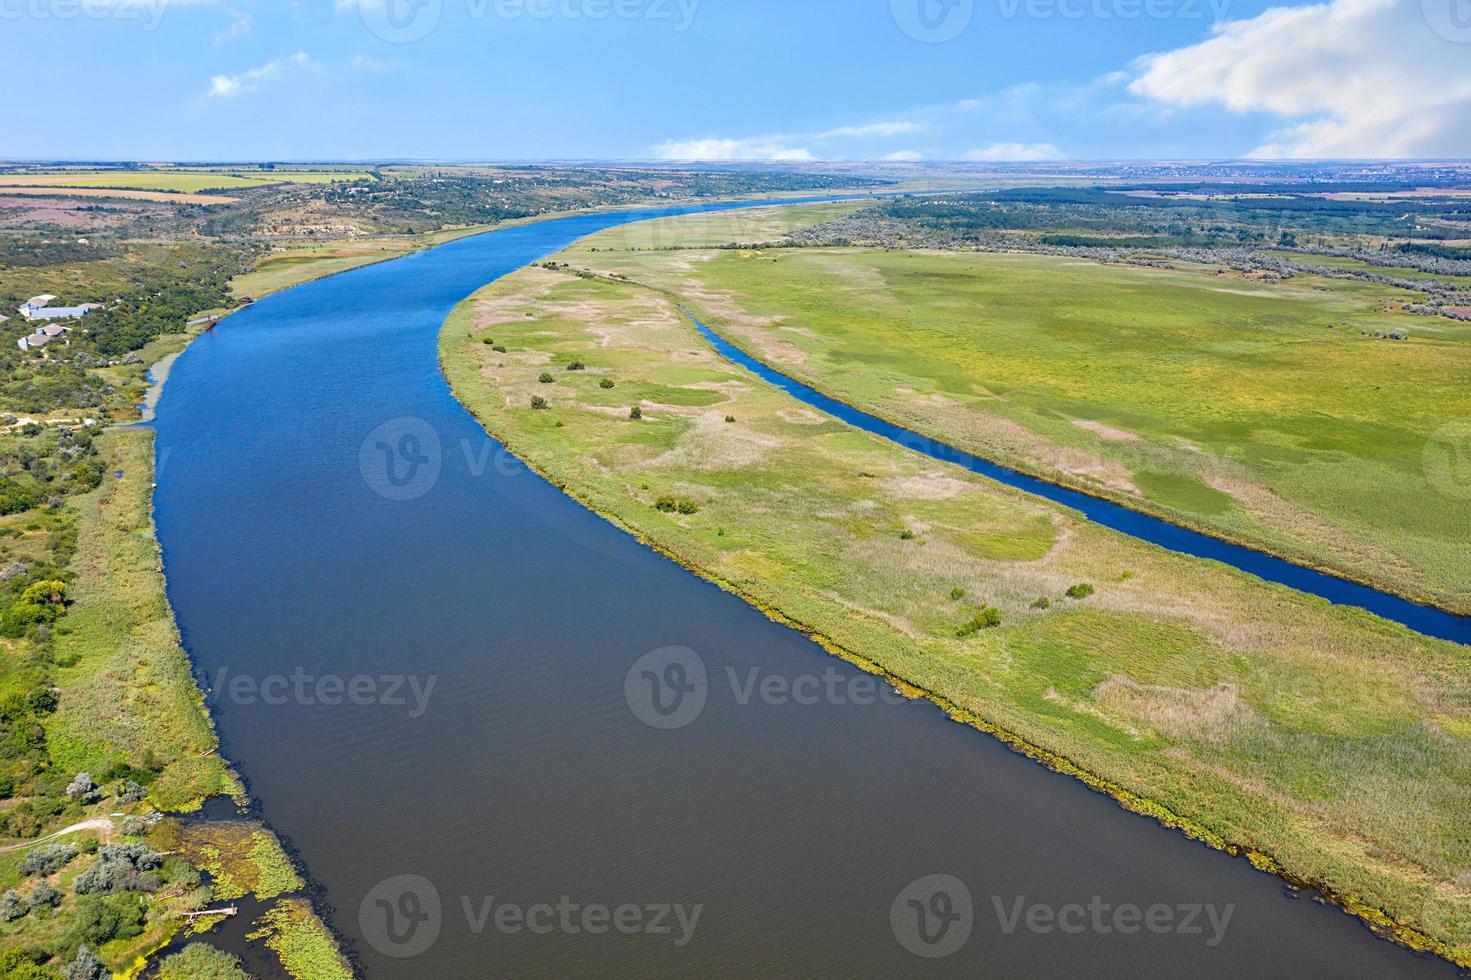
610;202;1471;613
439;203;1470;965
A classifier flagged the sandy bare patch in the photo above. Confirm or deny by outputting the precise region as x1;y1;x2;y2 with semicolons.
882;473;976;500
649;411;781;471
1071;419;1141;442
1094;676;1254;740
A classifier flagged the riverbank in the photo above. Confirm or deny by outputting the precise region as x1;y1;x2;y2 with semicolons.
24;429;351;976
438;224;1470;965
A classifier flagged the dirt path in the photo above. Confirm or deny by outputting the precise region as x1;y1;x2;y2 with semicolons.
0;817;112;853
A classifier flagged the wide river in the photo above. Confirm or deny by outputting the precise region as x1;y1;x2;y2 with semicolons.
153;201;1456;977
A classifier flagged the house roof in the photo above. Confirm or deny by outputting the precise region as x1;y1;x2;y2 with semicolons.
40;323;67;336
24;294;56;307
24;332;50;347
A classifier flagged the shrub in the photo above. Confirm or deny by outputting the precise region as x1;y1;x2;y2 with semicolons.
117;780;146;804
567;361;585;371
949;587;966;601
676;499;700;515
1065;583;1095;600
120;816;146;836
28;882;61;910
159;944;250;980
63;944;109;980
492;344;507;353
724;415;735;423
529;396;549;410
0;890;27;922
899;529;915;540
956;607;1002;637
74;842;162;894
655;496;677;513
599;378;615;389
64;895;145;954
1031;597;1052;610
629;406;642;420
538;372;554;384
19;842;77;876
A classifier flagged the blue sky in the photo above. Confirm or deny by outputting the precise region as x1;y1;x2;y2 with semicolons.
6;0;1470;160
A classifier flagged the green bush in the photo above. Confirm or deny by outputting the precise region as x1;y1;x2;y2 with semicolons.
724;415;735;423
481;337;495;345
530;396;549;410
599;378;615;389
1031;597;1052;610
538;372;554;384
676;499;700;515
629;406;642;420
567;361;585;371
1065;583;1095;600
949;587;966;601
19;843;76;877
956;607;1002;637
492;344;507;353
655;496;677;512
899;529;915;540
158;944;249;980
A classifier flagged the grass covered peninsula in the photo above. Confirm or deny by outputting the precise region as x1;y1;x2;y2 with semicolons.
440;205;1470;965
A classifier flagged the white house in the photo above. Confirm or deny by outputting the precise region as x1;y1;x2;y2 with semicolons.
18;295;99;321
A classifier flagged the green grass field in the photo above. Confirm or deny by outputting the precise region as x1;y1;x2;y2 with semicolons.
0;169;374;195
440;212;1470;962
564;212;1471;611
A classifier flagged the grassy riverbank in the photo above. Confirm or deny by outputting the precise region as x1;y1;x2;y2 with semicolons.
440;212;1470;964
0;429;352;977
574;214;1471;613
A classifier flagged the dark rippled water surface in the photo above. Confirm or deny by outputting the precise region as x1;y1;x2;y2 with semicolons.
153;202;1455;977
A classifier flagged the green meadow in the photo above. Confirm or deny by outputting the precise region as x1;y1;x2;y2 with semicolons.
440;211;1470;963
570;214;1471;611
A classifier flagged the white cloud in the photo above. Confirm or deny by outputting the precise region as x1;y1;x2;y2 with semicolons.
1130;0;1471;158
962;142;1064;161
884;150;923;162
652;137;815;162
207;51;314;99
213;9;251;45
817;121;927;139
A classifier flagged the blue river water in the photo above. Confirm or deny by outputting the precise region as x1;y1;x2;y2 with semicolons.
151;198;1458;977
687;314;1469;646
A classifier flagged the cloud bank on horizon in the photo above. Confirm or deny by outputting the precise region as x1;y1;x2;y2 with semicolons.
654;0;1471;162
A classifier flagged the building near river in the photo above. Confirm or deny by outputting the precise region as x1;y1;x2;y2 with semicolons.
18;294;101;320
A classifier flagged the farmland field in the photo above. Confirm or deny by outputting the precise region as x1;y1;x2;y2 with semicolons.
0;169;374;194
